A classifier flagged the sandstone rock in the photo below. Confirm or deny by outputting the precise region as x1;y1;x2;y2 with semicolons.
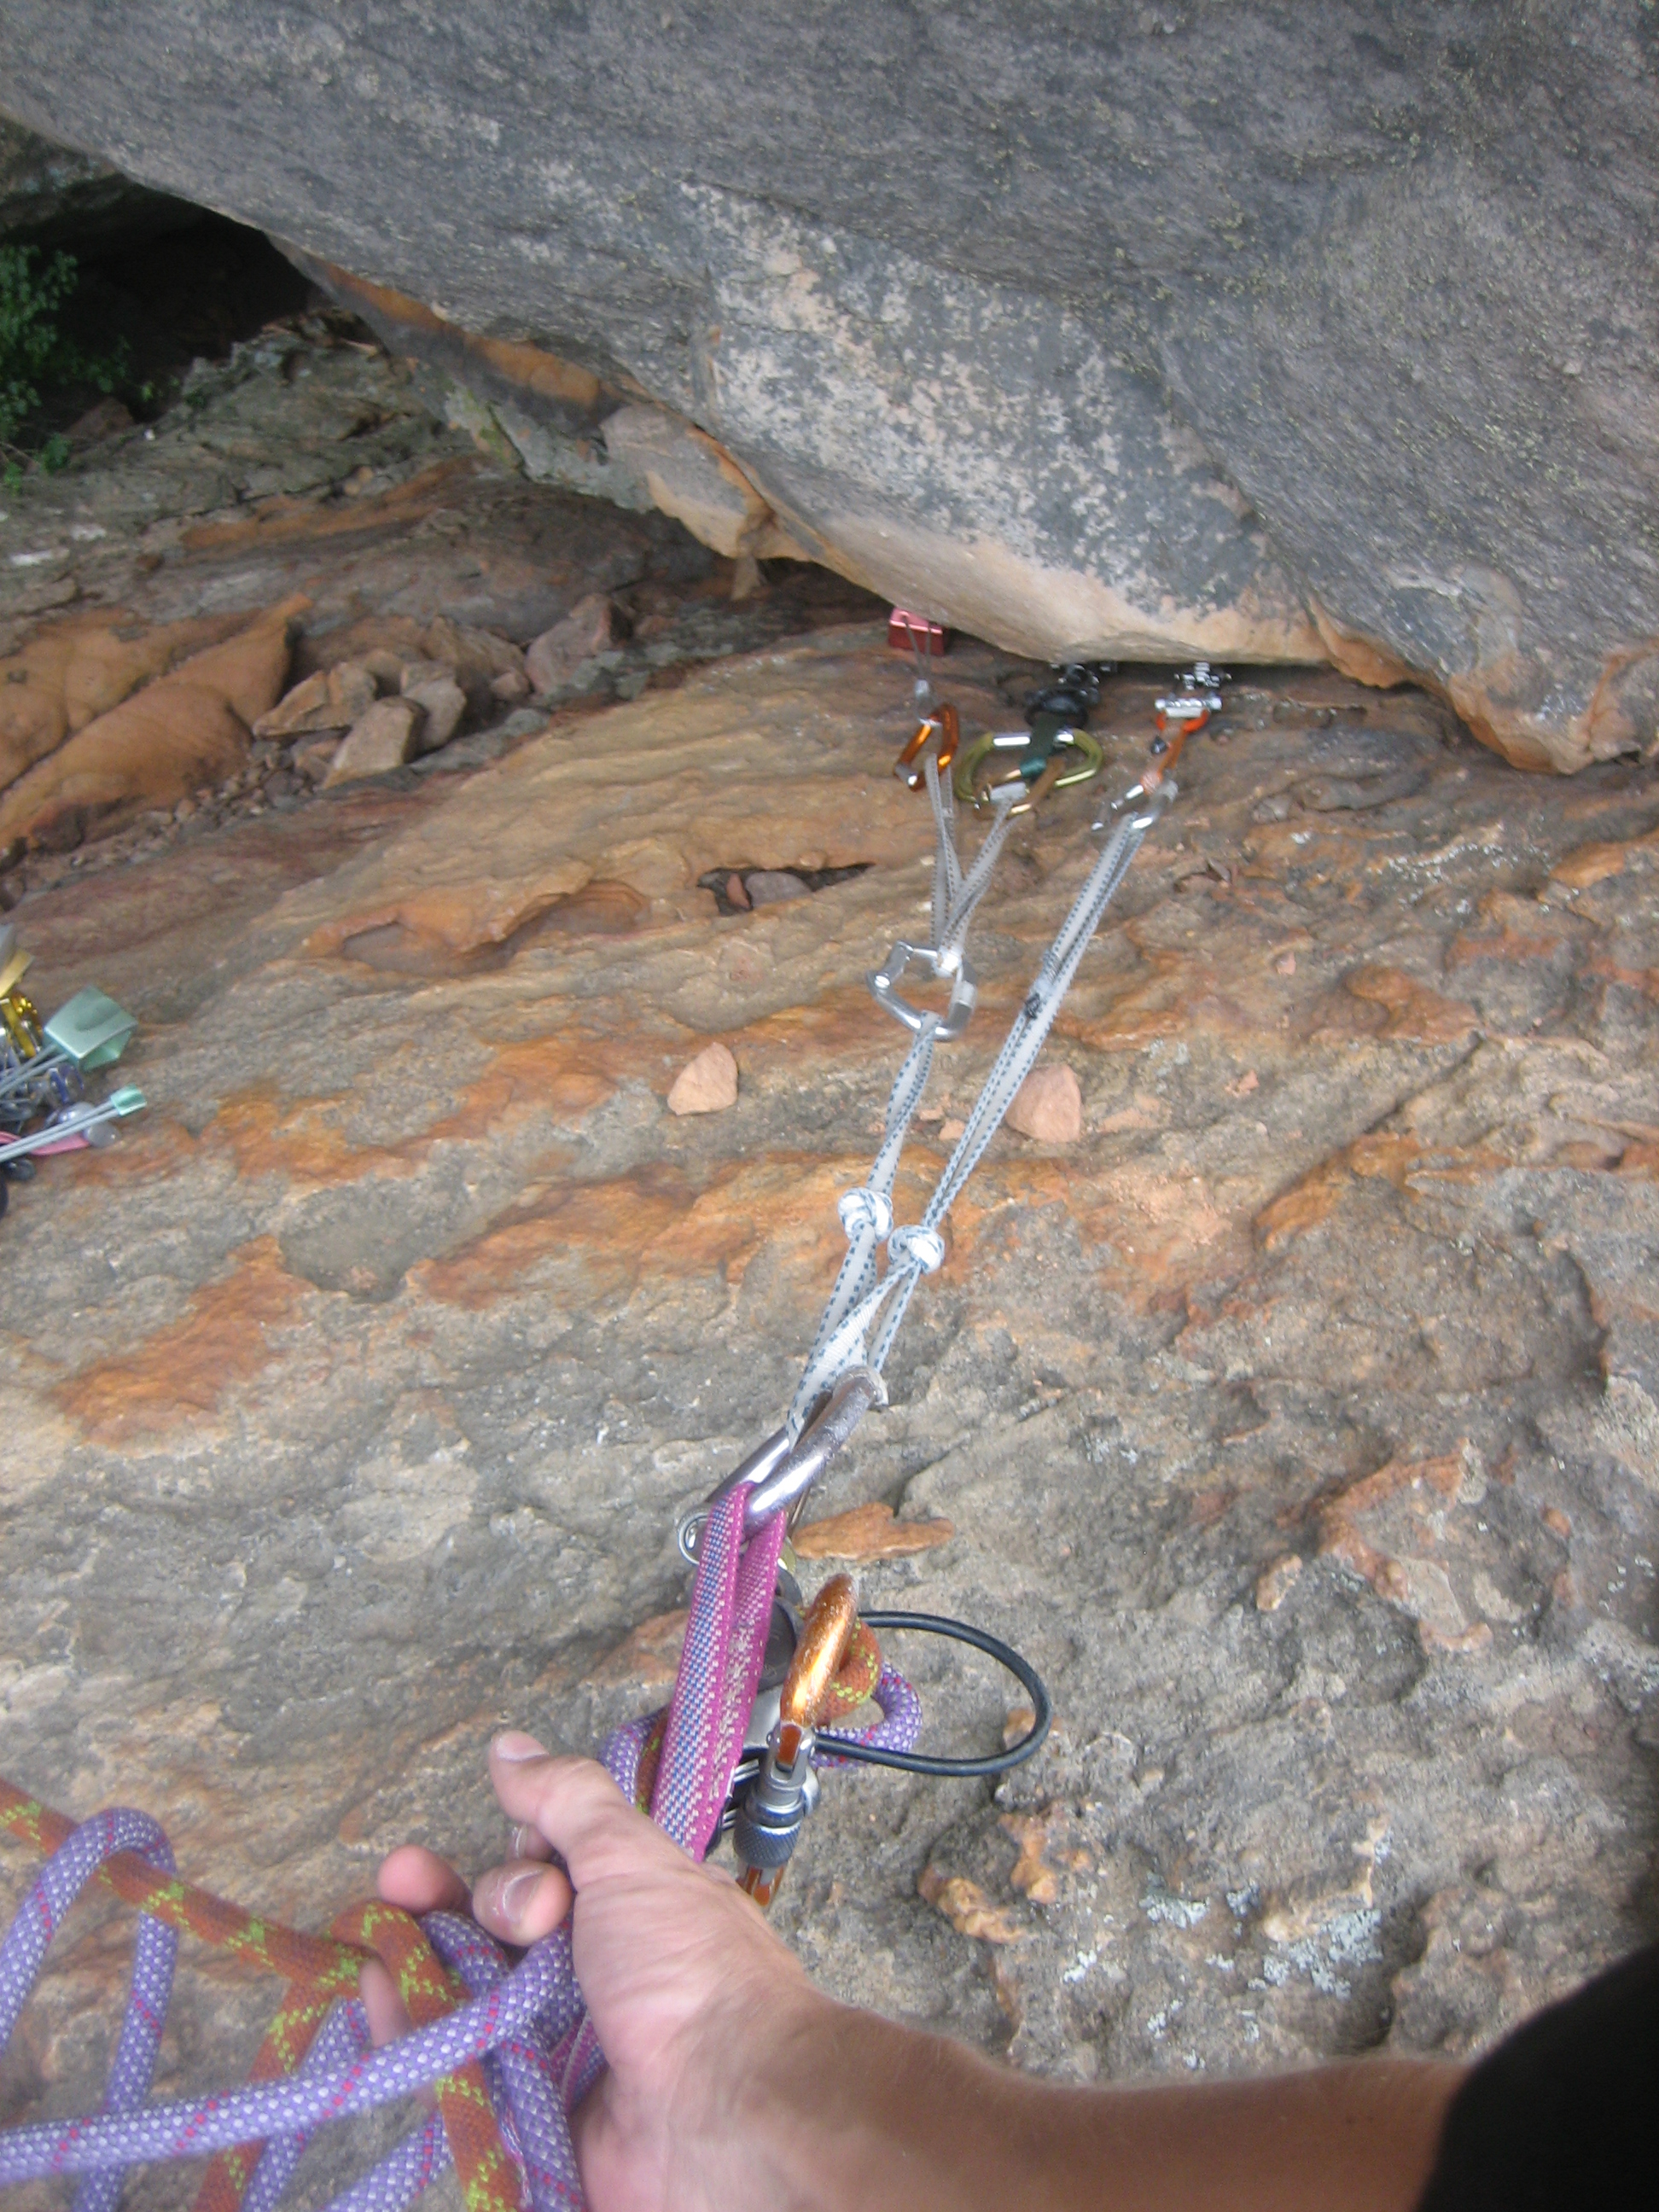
1005;1063;1083;1145
253;660;377;739
1318;1446;1492;1654
0;599;298;847
9;3;1653;767
1;609;251;796
666;1039;737;1115
323;696;424;786
64;396;133;445
496;707;550;741
917;1866;1022;1946
489;667;531;704
292;736;339;783
0;112;188;243
1254;1554;1304;1613
397;659;454;694
793;1502;954;1562
526;594;615;696
400;673;466;753
422;618;525;712
289;620;429;688
602;404;808;562
361;647;410;688
1;630;1655;2126
585;1607;688;1694
174;603;305;727
743;869;807;908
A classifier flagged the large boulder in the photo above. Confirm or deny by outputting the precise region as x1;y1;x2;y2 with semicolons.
0;113;192;245
2;3;1655;770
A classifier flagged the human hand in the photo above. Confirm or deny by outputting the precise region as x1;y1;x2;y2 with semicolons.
359;1733;1464;2212
363;1734;828;2212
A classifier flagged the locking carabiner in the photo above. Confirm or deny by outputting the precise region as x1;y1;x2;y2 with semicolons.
953;722;1104;812
733;1570;859;1906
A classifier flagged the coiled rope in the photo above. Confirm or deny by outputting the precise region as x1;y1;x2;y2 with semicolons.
0;1486;919;2212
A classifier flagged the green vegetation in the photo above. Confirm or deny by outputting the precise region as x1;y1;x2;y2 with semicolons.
0;245;143;483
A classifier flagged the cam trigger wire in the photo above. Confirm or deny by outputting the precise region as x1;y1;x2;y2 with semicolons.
819;1610;1051;1777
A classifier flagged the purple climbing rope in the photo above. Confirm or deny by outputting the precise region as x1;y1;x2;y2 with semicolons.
0;1482;918;2212
818;1663;924;1767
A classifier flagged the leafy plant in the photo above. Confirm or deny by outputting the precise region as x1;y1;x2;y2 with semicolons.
0;246;139;477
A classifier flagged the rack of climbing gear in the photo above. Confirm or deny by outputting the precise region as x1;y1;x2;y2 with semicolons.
951;659;1114;812
0;923;144;1215
0;648;1225;2212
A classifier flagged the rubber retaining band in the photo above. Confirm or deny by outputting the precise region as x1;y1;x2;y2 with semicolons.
819;1611;1051;1776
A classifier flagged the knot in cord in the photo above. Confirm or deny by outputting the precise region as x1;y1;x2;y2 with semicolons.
888;1225;946;1275
838;1187;893;1241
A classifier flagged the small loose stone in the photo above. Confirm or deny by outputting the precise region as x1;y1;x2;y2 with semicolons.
1006;1062;1082;1144
323;697;425;786
667;1040;738;1115
527;593;615;694
744;869;808;906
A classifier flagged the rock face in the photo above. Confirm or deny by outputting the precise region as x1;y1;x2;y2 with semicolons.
1;618;1656;2154
0;599;299;849
0;311;879;859
3;5;1656;770
0;113;189;244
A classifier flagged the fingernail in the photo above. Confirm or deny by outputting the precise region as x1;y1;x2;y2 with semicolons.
497;1867;543;1923
493;1731;547;1763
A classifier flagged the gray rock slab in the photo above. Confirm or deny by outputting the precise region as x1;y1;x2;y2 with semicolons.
5;5;1655;765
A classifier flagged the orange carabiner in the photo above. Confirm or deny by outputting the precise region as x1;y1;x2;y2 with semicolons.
736;1573;860;1909
1144;707;1202;788
894;700;960;790
776;1572;859;1766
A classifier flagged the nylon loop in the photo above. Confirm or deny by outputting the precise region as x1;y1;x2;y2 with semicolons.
790;722;1170;1429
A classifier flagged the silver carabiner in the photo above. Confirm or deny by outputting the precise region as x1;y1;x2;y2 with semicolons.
868;941;978;1042
677;1365;882;1561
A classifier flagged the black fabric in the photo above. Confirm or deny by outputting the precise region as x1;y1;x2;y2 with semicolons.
1416;1940;1659;2210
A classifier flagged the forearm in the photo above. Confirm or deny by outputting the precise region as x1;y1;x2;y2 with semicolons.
728;1991;1461;2212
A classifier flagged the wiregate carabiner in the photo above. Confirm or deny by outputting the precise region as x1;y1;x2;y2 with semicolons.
894;699;960;790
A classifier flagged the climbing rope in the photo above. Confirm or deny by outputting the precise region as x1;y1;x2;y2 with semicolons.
0;650;1222;2211
0;1487;919;2212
